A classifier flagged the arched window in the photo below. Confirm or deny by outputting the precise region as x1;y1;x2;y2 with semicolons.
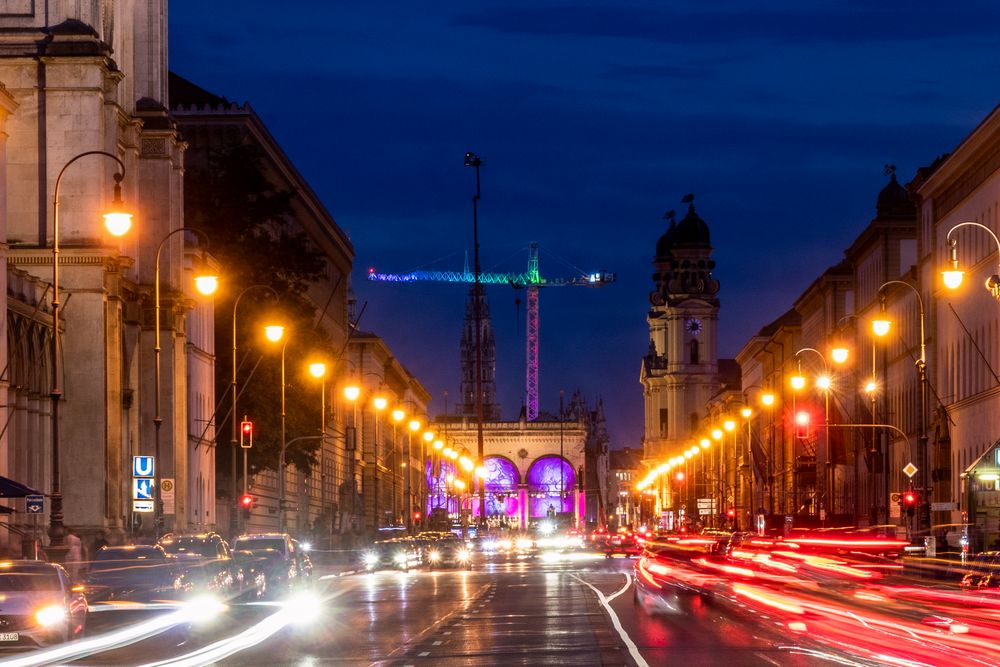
690;339;699;364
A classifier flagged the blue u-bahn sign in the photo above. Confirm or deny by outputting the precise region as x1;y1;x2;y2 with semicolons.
132;456;155;478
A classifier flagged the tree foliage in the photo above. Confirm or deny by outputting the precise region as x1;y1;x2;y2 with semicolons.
184;142;332;488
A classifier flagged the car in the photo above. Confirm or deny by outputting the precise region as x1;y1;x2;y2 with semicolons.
158;532;255;601
361;539;423;572
961;551;1000;591
0;560;87;647
423;535;472;568
84;545;187;604
231;533;307;596
604;532;641;558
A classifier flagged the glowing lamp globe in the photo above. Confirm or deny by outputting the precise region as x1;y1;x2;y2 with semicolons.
372;396;388;411
942;269;964;290
740;407;752;419
723;419;736;432
831;347;849;364
392;408;405;422
790;375;806;391
816;376;832;390
872;319;891;337
699;438;711;450
711;429;723;441
408;419;421;431
761;393;775;407
103;210;133;237
194;274;219;296
343;385;360;402
264;325;285;343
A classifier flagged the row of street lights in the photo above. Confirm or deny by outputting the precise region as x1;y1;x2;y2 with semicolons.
641;219;1000;533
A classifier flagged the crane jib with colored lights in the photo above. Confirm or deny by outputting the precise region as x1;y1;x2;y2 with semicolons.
367;242;615;421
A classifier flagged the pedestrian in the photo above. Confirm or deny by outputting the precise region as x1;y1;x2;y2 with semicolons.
93;529;109;553
65;530;83;581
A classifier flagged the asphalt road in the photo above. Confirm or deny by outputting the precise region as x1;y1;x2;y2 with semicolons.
3;553;840;666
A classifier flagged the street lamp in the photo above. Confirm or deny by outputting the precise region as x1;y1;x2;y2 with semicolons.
231;284;281;536
943;222;1000;297
390;407;406;527
875;279;929;532
308;360;329;537
153;227;217;535
278;328;325;533
406;417;421;533
48;151;131;558
794;347;833;521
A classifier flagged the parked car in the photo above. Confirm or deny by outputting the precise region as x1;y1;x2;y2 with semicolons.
0;560;87;647
84;545;186;604
231;533;300;595
158;532;257;601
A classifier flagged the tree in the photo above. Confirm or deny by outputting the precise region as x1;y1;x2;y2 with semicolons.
184;142;330;480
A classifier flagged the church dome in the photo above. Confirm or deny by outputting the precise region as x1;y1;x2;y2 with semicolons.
655;220;677;258
670;202;711;249
876;171;916;218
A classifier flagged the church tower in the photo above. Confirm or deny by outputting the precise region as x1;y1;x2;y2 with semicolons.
640;196;721;461
458;285;501;419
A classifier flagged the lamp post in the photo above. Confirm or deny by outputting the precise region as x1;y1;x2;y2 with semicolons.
406;418;421;533
278;328;325;533
343;381;361;531
943;221;1000;298
230;285;282;536
792;347;834;521
391;408;406;526
48;151;132;558
874;279;929;533
309;361;328;540
464;151;487;529
153;228;217;536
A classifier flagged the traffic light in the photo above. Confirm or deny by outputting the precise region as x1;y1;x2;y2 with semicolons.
239;493;254;511
726;508;736;519
240;420;253;449
794;411;811;439
902;490;918;517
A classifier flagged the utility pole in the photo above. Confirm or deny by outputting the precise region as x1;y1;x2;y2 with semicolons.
464;152;486;530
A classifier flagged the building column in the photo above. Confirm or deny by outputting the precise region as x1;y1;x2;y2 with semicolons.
519;484;528;529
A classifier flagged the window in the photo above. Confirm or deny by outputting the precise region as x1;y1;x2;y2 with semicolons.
690;339;699;364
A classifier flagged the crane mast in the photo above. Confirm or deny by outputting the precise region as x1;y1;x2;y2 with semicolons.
368;243;614;420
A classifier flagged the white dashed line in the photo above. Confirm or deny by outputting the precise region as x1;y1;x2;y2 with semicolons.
418;652;430;657
432;641;443;646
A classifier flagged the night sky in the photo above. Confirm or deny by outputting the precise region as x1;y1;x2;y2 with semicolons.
169;1;1000;451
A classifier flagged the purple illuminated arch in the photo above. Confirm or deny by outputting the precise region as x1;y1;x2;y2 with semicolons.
426;459;459;516
484;456;520;517
526;456;574;518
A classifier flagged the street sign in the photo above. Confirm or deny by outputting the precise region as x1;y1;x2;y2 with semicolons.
132;456;155;478
903;462;918;478
696;498;716;509
698;509;713;516
161;478;175;515
133;478;154;501
132;500;154;513
25;495;43;514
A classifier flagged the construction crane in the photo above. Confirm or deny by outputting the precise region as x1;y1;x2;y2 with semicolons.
367;242;615;421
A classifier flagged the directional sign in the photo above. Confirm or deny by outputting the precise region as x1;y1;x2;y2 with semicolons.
133;456;155;478
903;462;918;479
133;478;154;501
132;500;154;513
25;495;44;514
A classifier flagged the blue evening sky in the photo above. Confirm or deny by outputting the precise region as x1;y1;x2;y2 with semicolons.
169;1;1000;450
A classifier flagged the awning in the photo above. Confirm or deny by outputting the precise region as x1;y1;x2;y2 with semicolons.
0;476;41;498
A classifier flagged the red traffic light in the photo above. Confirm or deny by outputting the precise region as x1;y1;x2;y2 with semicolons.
240;420;253;449
902;491;917;506
239;493;254;509
726;508;736;518
794;411;811;439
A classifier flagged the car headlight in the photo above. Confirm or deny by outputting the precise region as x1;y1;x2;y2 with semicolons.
498;539;512;550
456;549;471;562
393;551;408;565
516;538;533;550
34;605;67;628
363;551;379;568
428;550;441;562
184;594;228;624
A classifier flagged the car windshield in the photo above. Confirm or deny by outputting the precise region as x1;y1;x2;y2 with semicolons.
0;570;60;592
159;539;217;558
91;548;167;571
234;538;285;554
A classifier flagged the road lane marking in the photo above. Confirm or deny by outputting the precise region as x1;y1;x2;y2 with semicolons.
570;573;649;667
418;652;430;657
432;641;443;646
